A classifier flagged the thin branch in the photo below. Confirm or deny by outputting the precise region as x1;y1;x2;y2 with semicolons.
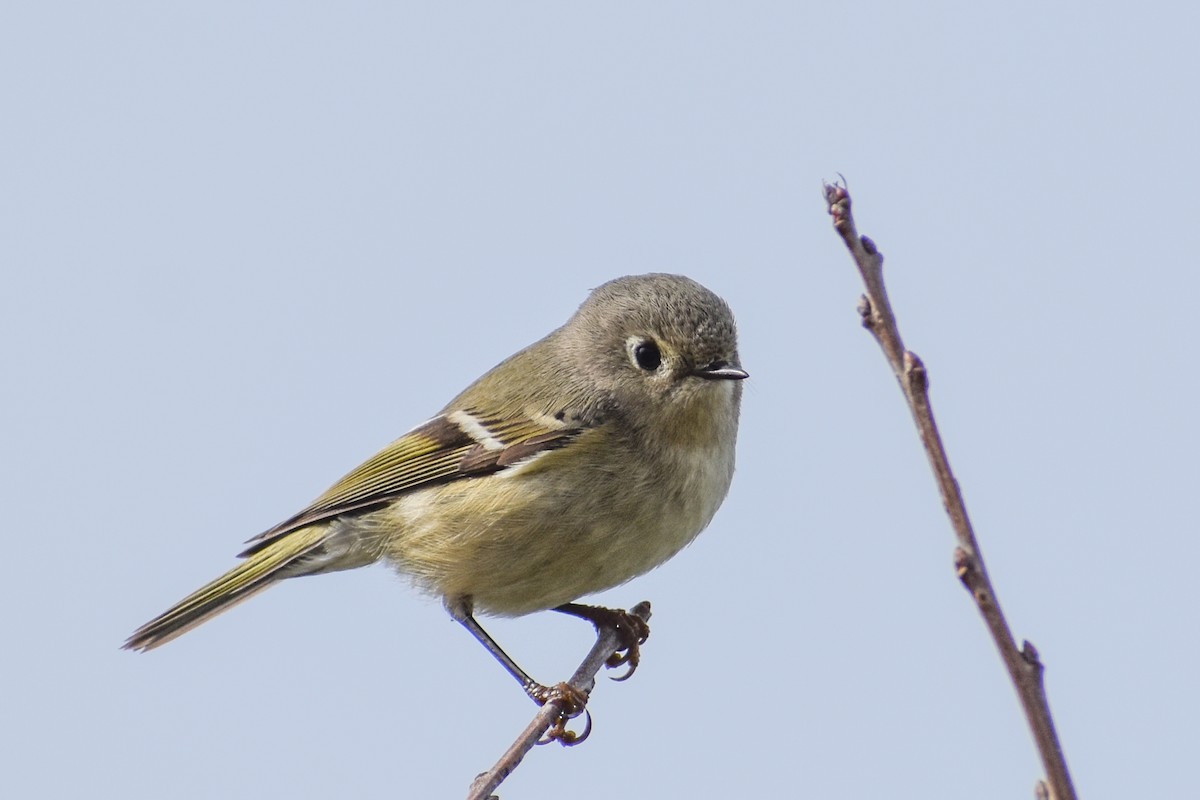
466;601;653;800
823;182;1077;800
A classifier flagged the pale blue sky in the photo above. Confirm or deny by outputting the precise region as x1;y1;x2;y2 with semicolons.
3;3;1197;798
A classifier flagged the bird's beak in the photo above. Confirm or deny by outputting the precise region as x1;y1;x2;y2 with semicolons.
691;361;749;381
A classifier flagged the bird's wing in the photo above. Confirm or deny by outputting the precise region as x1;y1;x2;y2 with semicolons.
238;409;586;557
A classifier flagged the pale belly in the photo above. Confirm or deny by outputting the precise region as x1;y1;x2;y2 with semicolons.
369;439;734;615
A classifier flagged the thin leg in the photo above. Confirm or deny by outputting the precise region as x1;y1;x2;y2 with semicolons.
444;596;588;715
553;602;651;680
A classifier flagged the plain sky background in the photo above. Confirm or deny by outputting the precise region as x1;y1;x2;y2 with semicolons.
3;3;1196;798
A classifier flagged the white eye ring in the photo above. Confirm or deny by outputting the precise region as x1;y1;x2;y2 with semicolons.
626;336;662;372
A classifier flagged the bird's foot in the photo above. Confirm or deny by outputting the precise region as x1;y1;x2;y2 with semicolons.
528;681;592;746
555;603;651;681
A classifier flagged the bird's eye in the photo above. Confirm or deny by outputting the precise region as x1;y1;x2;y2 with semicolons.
632;339;662;371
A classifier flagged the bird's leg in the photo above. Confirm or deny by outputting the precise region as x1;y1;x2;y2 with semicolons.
444;597;590;732
553;602;651;681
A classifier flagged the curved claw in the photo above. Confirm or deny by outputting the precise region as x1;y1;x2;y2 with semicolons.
607;644;640;681
604;613;649;681
538;707;593;747
609;660;637;682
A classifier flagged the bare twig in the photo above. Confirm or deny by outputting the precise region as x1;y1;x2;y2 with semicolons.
823;182;1077;800
466;601;653;800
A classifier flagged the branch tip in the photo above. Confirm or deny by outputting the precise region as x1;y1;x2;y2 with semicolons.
826;182;1075;800
822;179;849;206
824;182;853;234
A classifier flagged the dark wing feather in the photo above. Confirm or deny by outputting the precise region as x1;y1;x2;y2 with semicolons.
239;410;584;557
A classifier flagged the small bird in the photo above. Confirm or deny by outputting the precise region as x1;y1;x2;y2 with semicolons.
125;273;746;712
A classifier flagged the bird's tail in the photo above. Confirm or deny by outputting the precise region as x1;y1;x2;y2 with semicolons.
123;524;335;652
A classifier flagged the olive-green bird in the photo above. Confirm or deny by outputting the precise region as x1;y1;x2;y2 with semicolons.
125;273;746;701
